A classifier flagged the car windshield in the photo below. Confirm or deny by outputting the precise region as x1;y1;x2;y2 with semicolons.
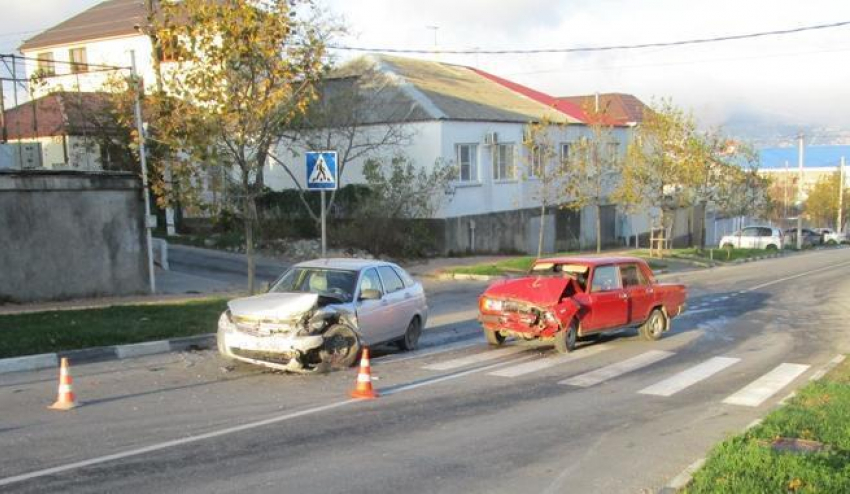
270;267;358;302
530;262;590;290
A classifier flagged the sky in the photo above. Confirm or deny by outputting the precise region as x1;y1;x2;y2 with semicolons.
3;0;850;138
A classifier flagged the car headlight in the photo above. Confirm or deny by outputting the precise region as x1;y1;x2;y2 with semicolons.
480;297;503;312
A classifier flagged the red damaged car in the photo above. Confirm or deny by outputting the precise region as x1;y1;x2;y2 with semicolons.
478;257;687;353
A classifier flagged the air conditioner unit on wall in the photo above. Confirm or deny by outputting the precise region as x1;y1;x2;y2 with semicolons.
484;132;498;145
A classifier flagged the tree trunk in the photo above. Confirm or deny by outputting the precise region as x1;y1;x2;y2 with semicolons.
537;202;546;258
595;203;602;253
242;170;258;294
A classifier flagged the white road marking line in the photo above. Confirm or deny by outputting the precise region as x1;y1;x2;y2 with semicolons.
745;259;850;292
809;354;846;381
0;399;358;488
559;350;674;387
638;356;740;397
0;351;536;487
383;355;536;395
373;338;482;365
723;363;810;407
423;345;528;371
488;344;611;378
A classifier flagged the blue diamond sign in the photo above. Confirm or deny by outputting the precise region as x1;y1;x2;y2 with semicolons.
306;151;338;191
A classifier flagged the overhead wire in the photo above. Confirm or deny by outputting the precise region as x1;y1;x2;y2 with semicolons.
327;20;850;55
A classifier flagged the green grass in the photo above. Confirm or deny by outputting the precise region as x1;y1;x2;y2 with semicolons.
0;298;229;358
447;251;667;276
625;247;770;263
685;357;850;494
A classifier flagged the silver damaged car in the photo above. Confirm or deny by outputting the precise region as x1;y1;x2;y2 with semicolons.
217;259;428;373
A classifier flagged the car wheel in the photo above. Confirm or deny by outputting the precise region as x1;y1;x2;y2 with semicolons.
554;320;577;354
640;309;667;341
485;329;505;346
398;317;422;352
320;324;361;368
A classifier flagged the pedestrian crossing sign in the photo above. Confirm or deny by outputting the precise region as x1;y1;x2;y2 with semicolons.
306;151;338;191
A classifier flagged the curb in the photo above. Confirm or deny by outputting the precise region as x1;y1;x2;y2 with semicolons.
658;354;846;493
0;333;216;375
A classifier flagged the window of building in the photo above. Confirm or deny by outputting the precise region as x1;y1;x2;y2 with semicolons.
456;143;478;182
559;142;571;163
529;144;551;178
69;48;87;73
492;143;515;181
159;33;184;62
36;52;55;76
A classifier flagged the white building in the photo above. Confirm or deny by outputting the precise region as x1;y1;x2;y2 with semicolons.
270;55;648;254
19;0;159;97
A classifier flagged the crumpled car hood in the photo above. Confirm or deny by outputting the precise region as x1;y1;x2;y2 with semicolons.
484;277;571;307
228;292;319;320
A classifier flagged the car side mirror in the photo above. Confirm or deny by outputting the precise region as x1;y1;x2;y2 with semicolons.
359;289;382;301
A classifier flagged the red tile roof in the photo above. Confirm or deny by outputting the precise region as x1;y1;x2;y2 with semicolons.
467;67;589;123
557;93;648;125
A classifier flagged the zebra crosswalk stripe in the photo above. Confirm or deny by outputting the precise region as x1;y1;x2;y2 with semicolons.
638;356;741;397
723;363;810;407
559;350;674;387
423;345;527;371
489;345;611;378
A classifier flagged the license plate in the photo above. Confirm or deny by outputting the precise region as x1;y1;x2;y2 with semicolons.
230;333;290;352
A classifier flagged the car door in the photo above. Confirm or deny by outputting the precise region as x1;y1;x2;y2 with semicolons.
354;268;388;346
740;227;759;249
584;264;629;332
376;265;408;341
620;263;654;324
392;265;425;322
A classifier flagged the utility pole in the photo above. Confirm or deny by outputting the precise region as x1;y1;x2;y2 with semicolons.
835;156;844;233
796;134;804;250
783;160;789;227
131;50;156;294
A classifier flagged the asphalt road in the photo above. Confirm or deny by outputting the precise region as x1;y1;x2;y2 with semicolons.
2;249;850;493
167;244;289;287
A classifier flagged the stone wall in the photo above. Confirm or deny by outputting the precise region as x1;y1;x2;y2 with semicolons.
0;170;148;303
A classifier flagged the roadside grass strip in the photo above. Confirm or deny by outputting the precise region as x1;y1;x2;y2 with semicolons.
639;356;740;397
422;345;528;371
0;299;228;359
684;355;850;494
559;350;674;387
723;363;810;407
488;344;611;377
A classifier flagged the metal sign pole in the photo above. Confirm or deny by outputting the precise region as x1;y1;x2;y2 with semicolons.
321;189;327;257
131;50;156;294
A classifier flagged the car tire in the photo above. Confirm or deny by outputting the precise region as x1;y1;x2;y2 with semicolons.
639;308;667;341
485;329;505;346
320;324;361;368
554;320;577;354
398;317;422;352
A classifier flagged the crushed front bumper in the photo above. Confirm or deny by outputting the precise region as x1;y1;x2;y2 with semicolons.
219;322;324;372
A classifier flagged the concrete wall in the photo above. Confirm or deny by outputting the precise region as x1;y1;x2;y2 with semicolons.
0;170;148;303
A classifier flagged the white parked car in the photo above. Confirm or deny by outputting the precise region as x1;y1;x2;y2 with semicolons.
720;226;784;250
217;259;428;373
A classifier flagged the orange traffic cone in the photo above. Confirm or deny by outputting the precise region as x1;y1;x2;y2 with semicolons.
48;358;78;411
350;347;379;400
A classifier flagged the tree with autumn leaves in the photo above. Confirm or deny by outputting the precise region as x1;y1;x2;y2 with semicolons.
151;0;332;293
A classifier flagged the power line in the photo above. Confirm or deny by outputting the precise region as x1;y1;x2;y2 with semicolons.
328;20;850;55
